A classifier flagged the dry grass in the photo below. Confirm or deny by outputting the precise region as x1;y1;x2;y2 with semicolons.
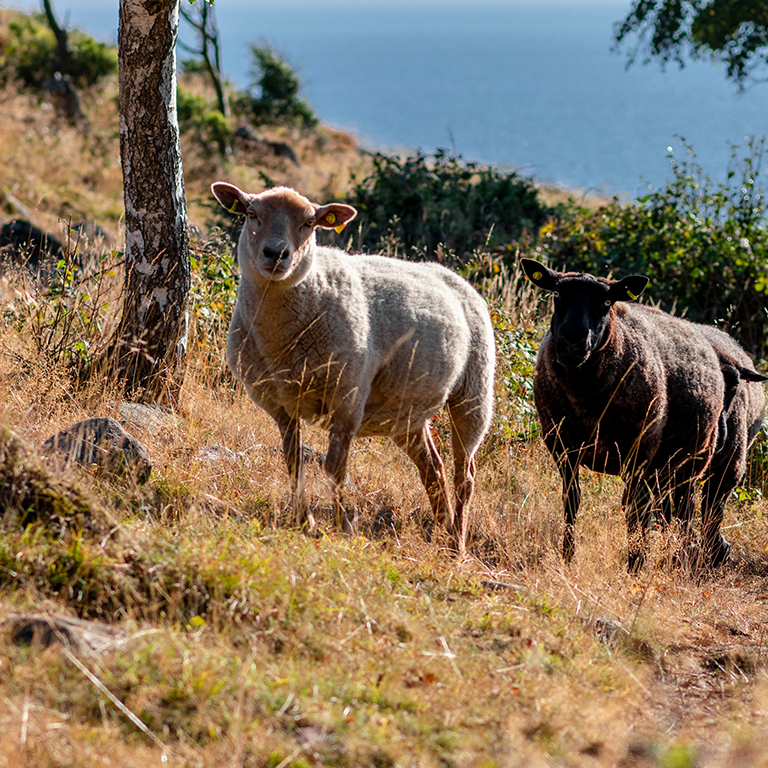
2;32;768;768
3;276;768;768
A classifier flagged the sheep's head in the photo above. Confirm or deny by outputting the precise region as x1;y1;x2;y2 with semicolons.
211;182;357;283
521;258;649;368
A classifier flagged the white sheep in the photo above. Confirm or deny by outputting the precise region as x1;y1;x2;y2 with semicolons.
211;183;495;550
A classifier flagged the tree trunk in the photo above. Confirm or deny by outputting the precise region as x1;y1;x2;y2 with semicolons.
112;0;190;408
42;0;71;74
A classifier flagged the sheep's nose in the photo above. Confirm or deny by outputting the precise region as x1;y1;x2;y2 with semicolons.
262;244;288;263
559;330;587;349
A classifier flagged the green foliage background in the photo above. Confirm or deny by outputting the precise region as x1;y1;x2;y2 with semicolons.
344;150;551;269
0;12;116;88
536;137;768;357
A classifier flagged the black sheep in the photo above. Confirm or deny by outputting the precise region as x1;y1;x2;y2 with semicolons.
520;258;760;570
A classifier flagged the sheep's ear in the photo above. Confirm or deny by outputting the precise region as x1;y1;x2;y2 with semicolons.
314;203;357;233
610;275;649;302
211;182;251;215
520;258;559;291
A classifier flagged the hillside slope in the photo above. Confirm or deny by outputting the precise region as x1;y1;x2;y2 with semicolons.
1;22;768;768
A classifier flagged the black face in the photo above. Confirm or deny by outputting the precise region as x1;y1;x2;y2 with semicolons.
549;276;614;368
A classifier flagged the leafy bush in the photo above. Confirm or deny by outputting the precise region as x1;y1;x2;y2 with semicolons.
3;245;121;384
345;150;551;269
489;305;541;446
177;86;231;154
188;229;238;383
238;43;317;128
0;13;117;89
534;137;768;357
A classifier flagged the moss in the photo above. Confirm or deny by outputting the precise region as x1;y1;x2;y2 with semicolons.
0;422;99;527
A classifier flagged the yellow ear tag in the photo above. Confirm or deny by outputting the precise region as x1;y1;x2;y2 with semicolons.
626;289;638;300
325;212;336;224
532;271;542;280
228;200;239;214
334;223;347;234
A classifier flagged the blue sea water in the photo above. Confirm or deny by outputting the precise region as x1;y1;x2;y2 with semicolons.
4;0;767;197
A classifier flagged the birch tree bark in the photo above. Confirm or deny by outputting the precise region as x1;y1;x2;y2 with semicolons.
112;0;190;408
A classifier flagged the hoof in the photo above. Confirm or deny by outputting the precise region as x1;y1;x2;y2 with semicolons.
297;510;316;532
707;535;732;569
444;520;465;556
562;534;575;564
627;550;645;573
446;536;464;557
341;513;357;536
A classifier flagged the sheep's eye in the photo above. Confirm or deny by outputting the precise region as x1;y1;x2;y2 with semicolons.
553;291;560;298
604;300;612;307
304;219;315;229
247;210;260;224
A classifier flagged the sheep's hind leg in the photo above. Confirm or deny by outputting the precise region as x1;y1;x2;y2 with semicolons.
701;453;742;568
393;425;455;549
278;415;314;531
701;482;732;568
326;431;356;534
448;397;489;554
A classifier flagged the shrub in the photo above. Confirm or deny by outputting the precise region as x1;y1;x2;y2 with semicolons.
3;245;121;385
188;229;238;384
534;137;768;357
177;86;232;154
238;43;317;128
345;150;551;269
0;13;117;89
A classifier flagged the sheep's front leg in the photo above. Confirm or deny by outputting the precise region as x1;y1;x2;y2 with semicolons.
624;475;653;572
277;415;314;531
658;471;701;569
326;431;355;534
560;457;580;563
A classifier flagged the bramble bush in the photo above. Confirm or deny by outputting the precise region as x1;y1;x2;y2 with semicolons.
532;137;768;357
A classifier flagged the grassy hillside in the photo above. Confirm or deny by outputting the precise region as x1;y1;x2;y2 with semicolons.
2;12;768;767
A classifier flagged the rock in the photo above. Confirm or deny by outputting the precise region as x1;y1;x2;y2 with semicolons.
43;417;152;484
234;124;263;142
268;140;301;166
3;613;127;656
233;124;301;166
582;615;655;662
0;219;65;275
117;402;178;433
1;423;99;527
0;191;33;221
196;444;253;463
480;579;528;593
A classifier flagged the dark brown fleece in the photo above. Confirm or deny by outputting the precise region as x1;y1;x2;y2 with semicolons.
535;302;724;482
